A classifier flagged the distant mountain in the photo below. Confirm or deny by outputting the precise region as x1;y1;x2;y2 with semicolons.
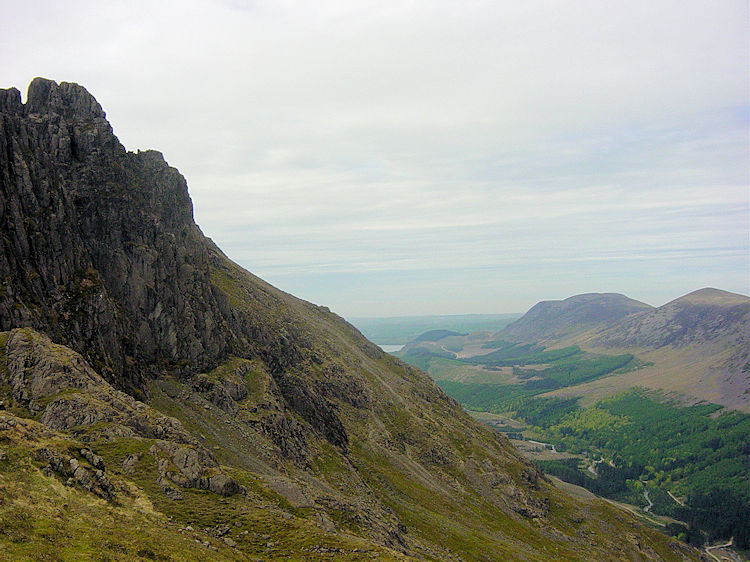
349;313;520;345
499;293;653;343
571;288;750;411
483;289;750;412
514;288;750;412
591;288;750;351
0;78;694;559
414;329;466;342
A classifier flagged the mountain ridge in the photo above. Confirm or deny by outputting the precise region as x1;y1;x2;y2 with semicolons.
498;288;750;412
587;287;749;351
498;292;654;343
0;78;697;560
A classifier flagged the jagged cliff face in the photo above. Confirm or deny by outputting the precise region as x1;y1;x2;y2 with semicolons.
0;79;698;560
1;79;324;392
0;79;232;392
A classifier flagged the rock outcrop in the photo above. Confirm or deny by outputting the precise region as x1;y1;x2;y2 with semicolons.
0;77;358;455
1;327;243;498
0;78;231;393
34;446;117;500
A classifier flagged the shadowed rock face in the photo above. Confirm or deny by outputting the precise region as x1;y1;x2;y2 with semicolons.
1;79;219;390
0;77;368;457
0;78;315;396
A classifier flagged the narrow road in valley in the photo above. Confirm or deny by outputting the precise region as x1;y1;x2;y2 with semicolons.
526;440;557;453
667;490;685;506
643;489;653;512
439;345;458;358
705;537;734;562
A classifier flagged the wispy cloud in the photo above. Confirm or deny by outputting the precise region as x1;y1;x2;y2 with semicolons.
2;0;747;315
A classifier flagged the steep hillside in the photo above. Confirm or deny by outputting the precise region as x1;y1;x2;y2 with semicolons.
0;78;697;560
547;288;750;411
499;293;653;343
388;290;749;551
588;288;749;351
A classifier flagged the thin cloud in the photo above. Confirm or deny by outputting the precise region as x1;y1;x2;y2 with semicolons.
1;0;747;315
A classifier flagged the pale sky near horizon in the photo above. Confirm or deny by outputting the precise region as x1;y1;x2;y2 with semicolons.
2;0;748;317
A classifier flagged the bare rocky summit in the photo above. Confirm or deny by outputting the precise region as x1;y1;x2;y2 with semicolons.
0;78;699;560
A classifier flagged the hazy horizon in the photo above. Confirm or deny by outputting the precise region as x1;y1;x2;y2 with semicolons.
3;1;748;316
345;286;750;320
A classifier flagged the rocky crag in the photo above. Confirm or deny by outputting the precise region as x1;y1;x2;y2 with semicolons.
0;78;699;560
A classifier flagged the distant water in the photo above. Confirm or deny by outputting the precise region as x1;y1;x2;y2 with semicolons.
379;344;404;353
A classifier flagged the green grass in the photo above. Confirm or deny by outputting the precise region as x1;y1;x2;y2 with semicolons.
399;341;634;403
0;440;236;561
463;343;583;367
432;353;635;413
91;437;400;560
436;380;536;412
516;353;635;388
401;325;749;550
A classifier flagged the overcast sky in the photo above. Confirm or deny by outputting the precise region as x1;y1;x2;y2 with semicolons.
2;0;748;316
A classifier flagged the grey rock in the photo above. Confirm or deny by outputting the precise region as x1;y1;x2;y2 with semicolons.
208;525;230;537
158;478;184;501
149;441;243;497
1;328;196;445
121;453;140;474
0;79;355;456
34;446;115;500
260;413;309;465
80;448;105;470
207;473;243;496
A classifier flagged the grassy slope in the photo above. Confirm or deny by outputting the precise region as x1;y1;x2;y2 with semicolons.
200;257;698;561
400;339;643;413
0;260;700;560
0;329;404;561
0;415;404;561
396;329;748;536
0;413;238;562
539;344;746;411
412;320;747;415
536;291;750;413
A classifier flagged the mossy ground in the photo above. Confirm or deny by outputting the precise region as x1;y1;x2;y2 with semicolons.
0;413;405;561
0;424;234;561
